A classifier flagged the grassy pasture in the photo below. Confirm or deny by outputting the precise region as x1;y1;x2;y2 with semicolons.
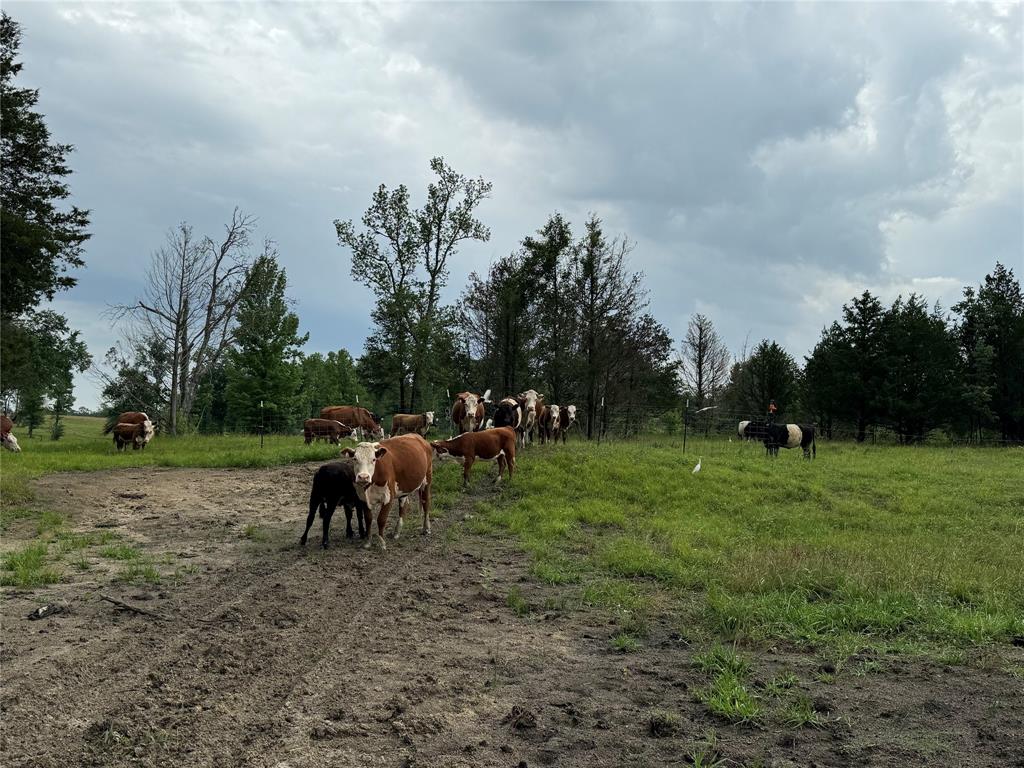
0;415;344;510
2;417;1021;659
464;437;1024;658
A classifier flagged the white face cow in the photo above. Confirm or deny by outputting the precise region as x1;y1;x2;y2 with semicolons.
566;405;577;425
1;432;21;452
549;404;561;424
342;441;388;487
425;411;435;427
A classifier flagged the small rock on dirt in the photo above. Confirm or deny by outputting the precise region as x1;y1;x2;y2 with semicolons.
504;706;537;730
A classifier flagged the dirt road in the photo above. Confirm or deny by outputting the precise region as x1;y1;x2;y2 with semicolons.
1;465;1021;767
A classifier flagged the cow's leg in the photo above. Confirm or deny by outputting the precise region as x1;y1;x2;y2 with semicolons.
363;503;379;550
496;454;506;483
462;457;475;487
321;499;337;548
420;483;432;535
375;502;391;551
392;496;409;540
357;504;367;538
344;503;354;539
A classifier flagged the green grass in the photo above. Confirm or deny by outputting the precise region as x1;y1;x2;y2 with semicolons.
506;586;531;617
698;671;762;723
452;438;1024;658
99;544;141;560
694;644;751;677
1;542;61;587
0;415;346;509
610;632;641;653
781;693;826;729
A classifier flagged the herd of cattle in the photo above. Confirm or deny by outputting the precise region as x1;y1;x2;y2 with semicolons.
301;389;577;550
0;395;815;554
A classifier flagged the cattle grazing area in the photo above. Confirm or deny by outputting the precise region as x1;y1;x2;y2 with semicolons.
1;422;1023;767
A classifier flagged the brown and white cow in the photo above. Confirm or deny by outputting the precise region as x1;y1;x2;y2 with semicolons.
430;427;516;486
534;400;549;444
542;404;561;444
557;404;577;443
102;411;155;449
112;422;148;451
341;433;433;550
1;414;21;452
303;418;353;445
320;405;384;440
390;411;434;437
451;390;490;434
518;389;543;445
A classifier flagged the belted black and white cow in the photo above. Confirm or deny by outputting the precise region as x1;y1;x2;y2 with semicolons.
763;423;816;459
738;420;769;441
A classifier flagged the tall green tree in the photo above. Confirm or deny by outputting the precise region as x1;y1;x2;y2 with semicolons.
336;157;491;411
837;291;887;441
298;350;365;418
568;215;645;438
0;12;90;318
878;295;959;442
734;340;800;419
953;263;1024;441
0;13;91;432
224;253;308;430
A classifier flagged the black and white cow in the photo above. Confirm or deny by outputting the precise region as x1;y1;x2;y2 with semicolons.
492;397;527;447
763;423;816;459
738;420;769;441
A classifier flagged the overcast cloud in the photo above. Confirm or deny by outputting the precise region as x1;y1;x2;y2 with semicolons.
8;1;1022;408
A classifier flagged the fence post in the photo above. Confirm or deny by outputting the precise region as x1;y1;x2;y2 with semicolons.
260;400;264;449
682;398;688;454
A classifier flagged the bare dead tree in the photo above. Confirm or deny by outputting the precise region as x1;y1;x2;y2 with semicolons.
108;210;257;434
680;313;731;408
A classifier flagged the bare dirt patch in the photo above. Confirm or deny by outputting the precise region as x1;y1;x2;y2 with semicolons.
2;465;1021;767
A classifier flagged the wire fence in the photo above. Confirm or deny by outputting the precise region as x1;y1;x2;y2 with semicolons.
169;400;1023;450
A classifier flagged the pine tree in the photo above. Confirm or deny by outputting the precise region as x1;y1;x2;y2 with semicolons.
224;253;308;431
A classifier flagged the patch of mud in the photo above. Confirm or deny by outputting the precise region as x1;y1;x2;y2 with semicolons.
0;465;1021;767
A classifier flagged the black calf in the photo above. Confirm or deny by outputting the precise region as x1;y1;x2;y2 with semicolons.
301;460;369;548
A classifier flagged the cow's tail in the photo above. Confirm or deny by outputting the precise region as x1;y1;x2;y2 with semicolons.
101;414;119;435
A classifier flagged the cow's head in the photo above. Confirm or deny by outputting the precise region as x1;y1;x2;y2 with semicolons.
1;432;21;452
566;405;577;425
142;419;155;441
340;441;388;486
549;404;560;424
425;411;435;427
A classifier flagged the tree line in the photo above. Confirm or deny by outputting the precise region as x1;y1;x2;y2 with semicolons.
2;11;1021;444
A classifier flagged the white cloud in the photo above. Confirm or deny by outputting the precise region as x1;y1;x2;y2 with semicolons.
5;0;1020;409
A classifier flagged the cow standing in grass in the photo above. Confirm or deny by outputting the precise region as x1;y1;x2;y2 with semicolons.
738;420;768;441
341;433;433;550
301;460;369;548
763;423;816;459
320;406;384;440
103;412;155;448
303;419;353;445
493;397;527;448
112;422;148;451
390;411;434;437
430;427;517;486
557;405;577;443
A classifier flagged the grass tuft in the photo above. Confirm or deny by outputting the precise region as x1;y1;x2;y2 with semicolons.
697;672;761;724
506;586;531;617
1;542;61;587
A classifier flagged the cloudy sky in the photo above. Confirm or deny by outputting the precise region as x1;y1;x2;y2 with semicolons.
9;1;1022;409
